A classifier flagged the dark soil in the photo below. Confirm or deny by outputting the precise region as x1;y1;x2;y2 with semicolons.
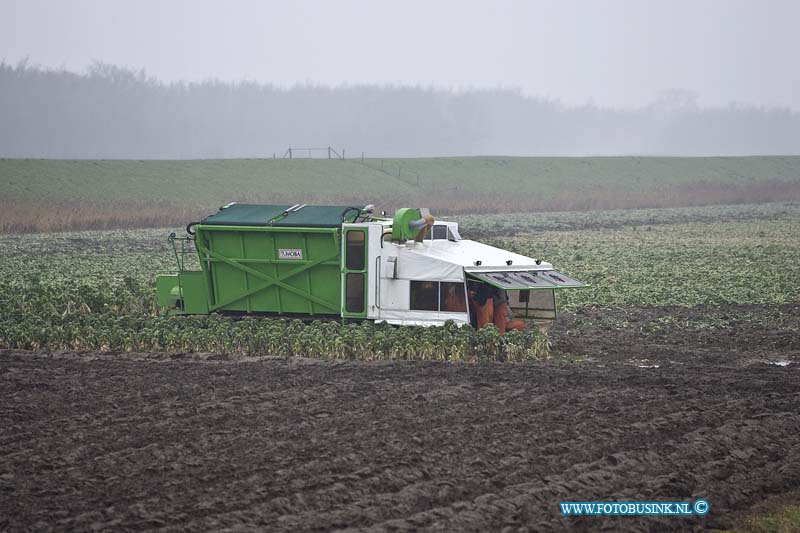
2;304;799;532
550;303;800;366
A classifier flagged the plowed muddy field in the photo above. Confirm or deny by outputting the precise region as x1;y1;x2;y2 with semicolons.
2;304;800;532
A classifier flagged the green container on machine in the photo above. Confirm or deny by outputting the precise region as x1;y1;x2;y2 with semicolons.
157;204;363;317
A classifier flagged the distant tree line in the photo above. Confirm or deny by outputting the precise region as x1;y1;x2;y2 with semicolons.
2;61;799;158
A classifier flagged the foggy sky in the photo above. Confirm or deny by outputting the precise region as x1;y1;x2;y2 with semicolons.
2;0;799;110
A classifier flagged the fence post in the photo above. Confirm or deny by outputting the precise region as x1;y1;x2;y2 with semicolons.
288;148;293;159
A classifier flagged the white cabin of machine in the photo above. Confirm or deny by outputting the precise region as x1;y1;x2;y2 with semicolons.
341;207;585;327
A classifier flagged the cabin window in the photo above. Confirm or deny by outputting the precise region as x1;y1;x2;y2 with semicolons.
345;273;365;313
346;230;365;270
429;225;459;241
440;282;467;312
410;281;467;312
410;281;438;311
431;225;448;240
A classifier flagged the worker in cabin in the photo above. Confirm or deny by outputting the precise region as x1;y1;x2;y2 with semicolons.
468;282;495;330
468;285;525;335
467;282;478;328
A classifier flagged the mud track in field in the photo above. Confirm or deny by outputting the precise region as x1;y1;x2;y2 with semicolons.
2;304;800;532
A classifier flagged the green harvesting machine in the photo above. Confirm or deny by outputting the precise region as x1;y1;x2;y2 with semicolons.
157;202;585;326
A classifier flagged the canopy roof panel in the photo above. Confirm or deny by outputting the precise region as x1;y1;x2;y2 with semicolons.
400;239;552;271
468;270;586;290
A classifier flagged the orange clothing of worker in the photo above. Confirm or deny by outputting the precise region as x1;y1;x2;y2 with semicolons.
493;302;508;334
506;318;526;333
493;302;525;335
472;298;494;329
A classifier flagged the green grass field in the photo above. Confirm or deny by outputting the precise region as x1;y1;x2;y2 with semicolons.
2;156;800;232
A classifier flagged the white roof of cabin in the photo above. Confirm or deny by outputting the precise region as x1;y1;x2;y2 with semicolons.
393;239;552;272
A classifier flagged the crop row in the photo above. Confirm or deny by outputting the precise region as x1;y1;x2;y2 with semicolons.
1;255;550;360
0;314;549;362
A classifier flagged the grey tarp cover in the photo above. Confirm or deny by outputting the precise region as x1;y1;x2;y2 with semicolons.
201;204;361;227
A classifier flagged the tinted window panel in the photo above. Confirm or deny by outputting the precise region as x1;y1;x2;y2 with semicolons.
346;230;365;270
345;273;364;313
440;282;467;312
410;281;438;311
432;225;448;240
